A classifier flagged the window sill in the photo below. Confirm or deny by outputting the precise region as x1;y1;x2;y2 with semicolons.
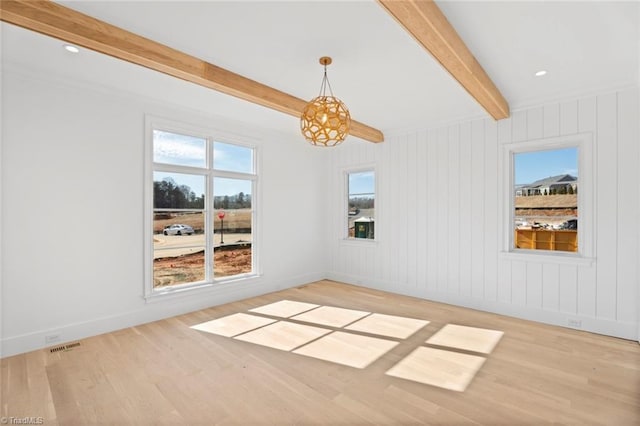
340;238;378;247
144;273;261;303
500;250;594;266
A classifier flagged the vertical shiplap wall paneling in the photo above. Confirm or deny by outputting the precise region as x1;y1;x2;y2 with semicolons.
347;144;357;276
616;90;639;323
340;144;352;276
364;143;376;280
497;119;512;303
389;134;401;286
328;148;338;272
340;144;360;275
596;93;618;320
437;127;449;292
416;131;428;292
510;109;532;307
346;144;357;278
393;135;404;286
426;129;439;292
542;264;560;311
525;107;544;309
459;122;473;297
398;133;410;289
541;103;561;312
543;103;560;138
448;125;461;294
526;107;544;140
339;145;349;275
327;88;638;339
527;262;543;309
577;97;597;318
560;101;579;135
511;110;528;142
354;144;364;280
511;260;527;306
558;100;579;315
559;264;579;314
483;120;499;301
558;101;582;315
407;132;418;290
334;148;343;272
470;120;485;299
377;139;391;285
388;136;398;285
359;144;369;279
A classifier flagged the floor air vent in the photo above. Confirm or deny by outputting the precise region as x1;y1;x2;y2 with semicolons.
50;342;81;353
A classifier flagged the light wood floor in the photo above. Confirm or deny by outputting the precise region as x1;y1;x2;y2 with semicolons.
2;280;639;425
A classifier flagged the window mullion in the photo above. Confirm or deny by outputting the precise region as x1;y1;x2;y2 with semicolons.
205;166;214;282
153;162;208;175
213;169;257;180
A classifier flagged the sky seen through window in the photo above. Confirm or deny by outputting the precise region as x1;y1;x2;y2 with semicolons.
515;147;578;185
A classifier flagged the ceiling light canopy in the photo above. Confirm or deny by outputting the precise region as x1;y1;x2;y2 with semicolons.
535;70;547;77
300;57;351;147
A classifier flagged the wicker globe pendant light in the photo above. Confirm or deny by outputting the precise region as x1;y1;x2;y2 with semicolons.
300;56;351;147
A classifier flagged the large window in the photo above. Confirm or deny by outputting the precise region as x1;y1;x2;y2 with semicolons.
347;170;375;239
504;134;592;259
146;121;257;296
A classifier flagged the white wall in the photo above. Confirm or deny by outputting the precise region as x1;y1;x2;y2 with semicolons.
2;68;638;359
327;88;639;340
0;68;328;357
637;14;640;343
0;44;4;359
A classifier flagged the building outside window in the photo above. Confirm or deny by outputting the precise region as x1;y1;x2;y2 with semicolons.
347;170;375;240
513;147;579;253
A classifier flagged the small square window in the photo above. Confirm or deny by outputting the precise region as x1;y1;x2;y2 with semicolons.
347;170;375;239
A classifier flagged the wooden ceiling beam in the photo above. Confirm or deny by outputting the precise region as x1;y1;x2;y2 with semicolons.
0;0;384;142
377;0;510;120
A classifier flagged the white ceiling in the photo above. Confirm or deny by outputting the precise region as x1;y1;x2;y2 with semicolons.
2;1;638;141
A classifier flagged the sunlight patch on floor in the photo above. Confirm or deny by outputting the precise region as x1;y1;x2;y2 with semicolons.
249;300;319;318
426;324;504;354
291;306;370;328
345;313;429;339
191;300;504;392
190;313;275;337
293;331;399;369
234;321;331;351
386;347;486;392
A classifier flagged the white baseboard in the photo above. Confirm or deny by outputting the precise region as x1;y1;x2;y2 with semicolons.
0;272;324;358
326;272;637;341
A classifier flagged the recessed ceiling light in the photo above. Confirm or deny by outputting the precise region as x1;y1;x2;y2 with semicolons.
535;70;547;77
63;44;80;54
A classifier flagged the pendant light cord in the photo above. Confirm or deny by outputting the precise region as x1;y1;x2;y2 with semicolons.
318;64;335;98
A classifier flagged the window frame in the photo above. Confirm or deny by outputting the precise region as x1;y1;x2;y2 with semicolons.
501;133;594;264
144;116;260;300
343;165;378;243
